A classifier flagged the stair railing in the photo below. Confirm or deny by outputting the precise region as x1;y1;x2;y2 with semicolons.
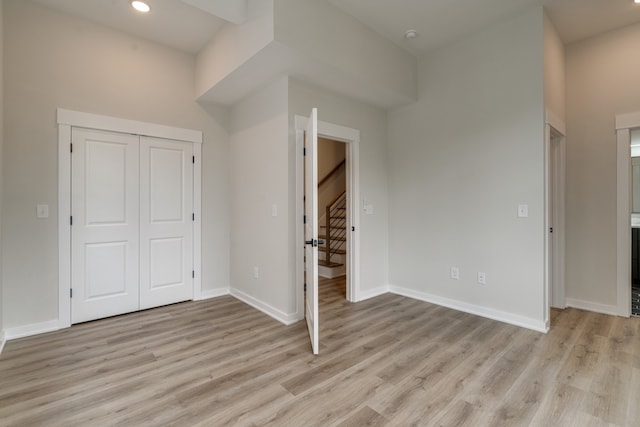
324;191;347;265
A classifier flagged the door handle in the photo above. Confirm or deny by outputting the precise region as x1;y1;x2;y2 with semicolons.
305;239;324;247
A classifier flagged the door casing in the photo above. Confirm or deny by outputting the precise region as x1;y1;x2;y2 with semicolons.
615;111;640;317
544;110;566;329
57;108;202;329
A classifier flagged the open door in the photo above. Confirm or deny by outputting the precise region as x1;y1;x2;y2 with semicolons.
305;108;319;354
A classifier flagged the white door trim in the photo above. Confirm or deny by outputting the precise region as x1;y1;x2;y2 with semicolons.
57;108;202;329
615;111;640;318
544;110;566;329
294;115;360;320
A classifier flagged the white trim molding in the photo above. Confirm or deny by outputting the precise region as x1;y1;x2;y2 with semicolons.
355;285;389;302
565;298;619;317
198;287;231;300
57;108;204;329
0;331;6;354
389;285;549;333
57;109;202;143
5;320;61;341
544;114;567;327
614;111;640;317
230;288;299;325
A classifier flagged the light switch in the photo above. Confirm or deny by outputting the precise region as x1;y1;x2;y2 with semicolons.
37;204;49;219
517;204;529;218
272;204;278;217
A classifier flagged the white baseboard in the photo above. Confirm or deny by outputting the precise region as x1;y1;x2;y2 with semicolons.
318;266;346;279
355;285;389;302
565;298;619;317
0;330;6;354
230;288;299;326
198;287;230;300
388;285;548;333
5;319;61;341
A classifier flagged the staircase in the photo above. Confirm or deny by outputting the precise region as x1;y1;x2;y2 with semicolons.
318;191;347;277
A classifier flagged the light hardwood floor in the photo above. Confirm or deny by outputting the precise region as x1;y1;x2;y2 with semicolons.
1;277;639;426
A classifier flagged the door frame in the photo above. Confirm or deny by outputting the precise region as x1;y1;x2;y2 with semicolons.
544;110;566;328
56;108;202;329
294;115;360;319
615;111;640;317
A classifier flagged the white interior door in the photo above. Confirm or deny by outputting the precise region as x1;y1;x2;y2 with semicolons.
139;136;194;310
305;108;319;354
71;128;140;323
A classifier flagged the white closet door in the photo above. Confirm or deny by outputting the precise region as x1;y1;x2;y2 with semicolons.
71;128;140;323
139;136;194;310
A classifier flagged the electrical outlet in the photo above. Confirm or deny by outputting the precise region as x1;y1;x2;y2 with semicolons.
450;267;459;280
253;266;259;279
477;272;486;285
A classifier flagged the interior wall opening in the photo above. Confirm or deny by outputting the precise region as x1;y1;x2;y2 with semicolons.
317;137;348;295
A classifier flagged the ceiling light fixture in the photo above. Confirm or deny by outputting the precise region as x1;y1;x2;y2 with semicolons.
131;1;151;13
404;29;419;40
635;0;640;4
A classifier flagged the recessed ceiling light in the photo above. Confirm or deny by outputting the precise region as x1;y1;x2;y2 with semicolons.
404;29;419;40
131;1;151;13
635;0;640;4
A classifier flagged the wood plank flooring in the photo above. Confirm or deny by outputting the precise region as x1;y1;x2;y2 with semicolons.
1;277;639;426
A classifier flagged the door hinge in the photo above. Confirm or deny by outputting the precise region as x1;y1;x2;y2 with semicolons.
304;215;306;224
303;147;306;156
70;216;73;226
352;226;355;232
70;288;73;298
550;227;553;233
304;283;307;292
192;155;195;164
70;143;73;153
192;213;195;221
192;270;195;279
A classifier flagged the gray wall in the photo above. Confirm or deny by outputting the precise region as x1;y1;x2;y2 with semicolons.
387;6;546;328
2;0;230;330
544;12;565;122
565;22;640;308
229;76;292;315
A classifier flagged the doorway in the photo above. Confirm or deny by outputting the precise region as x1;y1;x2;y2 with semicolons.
545;113;566;328
615;111;640;318
57;109;203;329
294;114;361;325
630;129;640;316
317;137;348;282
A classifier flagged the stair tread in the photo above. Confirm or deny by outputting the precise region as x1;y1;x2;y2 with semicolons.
319;234;346;241
319;247;346;254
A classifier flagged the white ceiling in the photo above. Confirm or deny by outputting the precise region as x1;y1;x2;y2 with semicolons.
543;0;640;44
31;0;226;54
29;0;640;56
328;0;542;56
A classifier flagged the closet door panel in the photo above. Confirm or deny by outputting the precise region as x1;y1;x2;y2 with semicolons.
71;128;140;323
139;136;193;310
